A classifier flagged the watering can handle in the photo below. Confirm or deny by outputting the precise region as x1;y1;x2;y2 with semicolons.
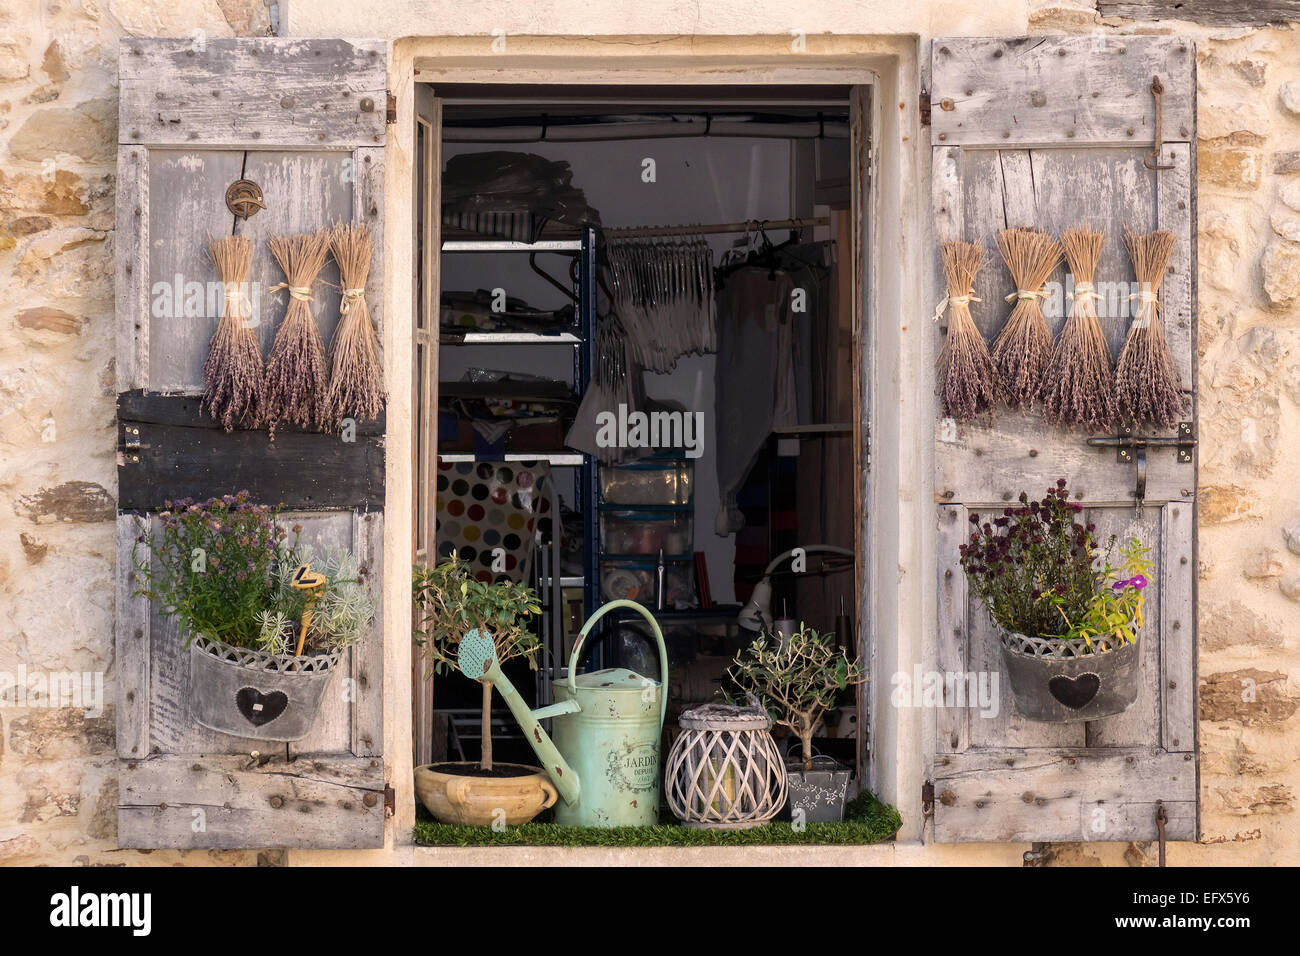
567;599;669;732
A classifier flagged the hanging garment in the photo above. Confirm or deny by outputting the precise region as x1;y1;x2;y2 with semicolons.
713;265;797;535
603;236;716;373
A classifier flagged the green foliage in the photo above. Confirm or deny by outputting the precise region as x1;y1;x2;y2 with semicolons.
411;551;542;677
958;479;1152;649
413;790;901;847
257;545;374;655
726;623;865;768
131;492;373;655
131;492;289;648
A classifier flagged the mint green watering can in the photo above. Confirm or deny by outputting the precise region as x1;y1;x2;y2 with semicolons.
457;599;667;827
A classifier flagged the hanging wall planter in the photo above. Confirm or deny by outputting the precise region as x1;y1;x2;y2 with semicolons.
189;635;345;742
997;630;1141;723
959;480;1153;725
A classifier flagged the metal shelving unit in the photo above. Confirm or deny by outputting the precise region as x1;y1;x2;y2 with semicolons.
438;225;600;707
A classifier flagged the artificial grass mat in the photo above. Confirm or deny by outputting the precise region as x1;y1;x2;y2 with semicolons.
414;789;902;848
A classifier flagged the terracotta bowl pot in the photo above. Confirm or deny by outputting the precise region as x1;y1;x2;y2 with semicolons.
415;762;558;826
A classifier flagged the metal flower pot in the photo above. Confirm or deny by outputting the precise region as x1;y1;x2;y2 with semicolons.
998;629;1141;722
785;755;852;823
189;635;344;741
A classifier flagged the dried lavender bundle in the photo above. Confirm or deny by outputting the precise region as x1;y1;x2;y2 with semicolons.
325;222;386;430
1116;227;1184;428
1041;227;1116;431
936;240;998;421
991;227;1062;410
263;230;331;438
201;235;264;431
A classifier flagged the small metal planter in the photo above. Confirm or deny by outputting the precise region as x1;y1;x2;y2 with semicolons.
189;635;344;742
786;755;852;823
998;629;1141;722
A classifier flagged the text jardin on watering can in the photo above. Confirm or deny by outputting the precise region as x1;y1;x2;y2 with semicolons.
456;599;667;827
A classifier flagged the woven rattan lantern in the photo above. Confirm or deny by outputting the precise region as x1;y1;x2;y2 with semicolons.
665;702;787;829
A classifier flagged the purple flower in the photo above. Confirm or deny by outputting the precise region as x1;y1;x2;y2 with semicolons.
1112;574;1149;592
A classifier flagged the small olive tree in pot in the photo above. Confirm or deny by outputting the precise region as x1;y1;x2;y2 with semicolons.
727;623;865;823
411;551;552;825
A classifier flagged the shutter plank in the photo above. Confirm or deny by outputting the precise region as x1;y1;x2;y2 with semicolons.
118;754;385;849
146;150;246;392
934;747;1196;842
1160;502;1197;754
115;146;150;391
1084;506;1163;747
351;512;384;756
936;506;971;753
119;38;386;149
116;514;151;758
932;36;1194;148
1156;142;1195;397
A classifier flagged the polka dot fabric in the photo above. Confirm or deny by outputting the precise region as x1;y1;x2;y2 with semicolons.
436;460;552;584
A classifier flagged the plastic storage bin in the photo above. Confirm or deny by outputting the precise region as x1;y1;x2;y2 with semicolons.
600;557;696;609
599;459;693;507
600;509;693;557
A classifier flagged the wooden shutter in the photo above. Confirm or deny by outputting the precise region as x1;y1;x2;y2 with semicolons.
929;36;1199;843
114;38;388;849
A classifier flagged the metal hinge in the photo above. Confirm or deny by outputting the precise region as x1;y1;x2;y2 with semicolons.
919;87;932;127
122;424;141;465
386;91;397;125
384;784;395;817
922;780;935;818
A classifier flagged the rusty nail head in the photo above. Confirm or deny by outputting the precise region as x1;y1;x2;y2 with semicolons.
1169;680;1177;689
270;795;283;808
364;793;378;807
940;98;955;111
938;132;947;141
360;97;375;112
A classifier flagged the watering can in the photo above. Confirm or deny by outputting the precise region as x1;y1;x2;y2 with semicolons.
457;599;667;827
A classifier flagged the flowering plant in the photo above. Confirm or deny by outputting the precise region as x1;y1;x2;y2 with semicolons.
958;479;1152;649
132;492;372;654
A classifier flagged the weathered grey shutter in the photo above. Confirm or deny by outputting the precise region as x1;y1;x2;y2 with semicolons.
114;38;388;849
929;36;1199;843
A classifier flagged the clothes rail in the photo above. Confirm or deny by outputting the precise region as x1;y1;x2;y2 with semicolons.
605;217;828;239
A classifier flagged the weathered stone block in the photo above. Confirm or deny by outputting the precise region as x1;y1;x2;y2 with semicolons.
6;97;115;163
7;709;113;759
1200;134;1264;189
1244;549;1285;579
1200;600;1283;652
1262;239;1300;307
1201;669;1299;726
14;480;113;523
1199;485;1260;525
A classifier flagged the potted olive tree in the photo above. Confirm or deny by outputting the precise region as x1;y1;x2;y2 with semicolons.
411;552;552;826
132;493;373;741
727;623;865;823
960;479;1153;721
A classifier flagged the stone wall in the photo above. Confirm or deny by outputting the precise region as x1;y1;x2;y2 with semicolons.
0;0;270;866
0;0;1295;865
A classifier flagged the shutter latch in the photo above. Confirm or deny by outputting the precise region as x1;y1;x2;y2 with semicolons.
386;91;397;125
384;783;395;817
919;87;932;127
1086;422;1196;510
921;780;934;818
1143;76;1175;171
1155;799;1168;866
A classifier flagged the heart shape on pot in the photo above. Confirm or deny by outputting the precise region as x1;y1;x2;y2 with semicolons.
235;687;289;726
1048;672;1100;709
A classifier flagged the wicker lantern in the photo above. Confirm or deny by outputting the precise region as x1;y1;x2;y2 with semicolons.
665;702;787;829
